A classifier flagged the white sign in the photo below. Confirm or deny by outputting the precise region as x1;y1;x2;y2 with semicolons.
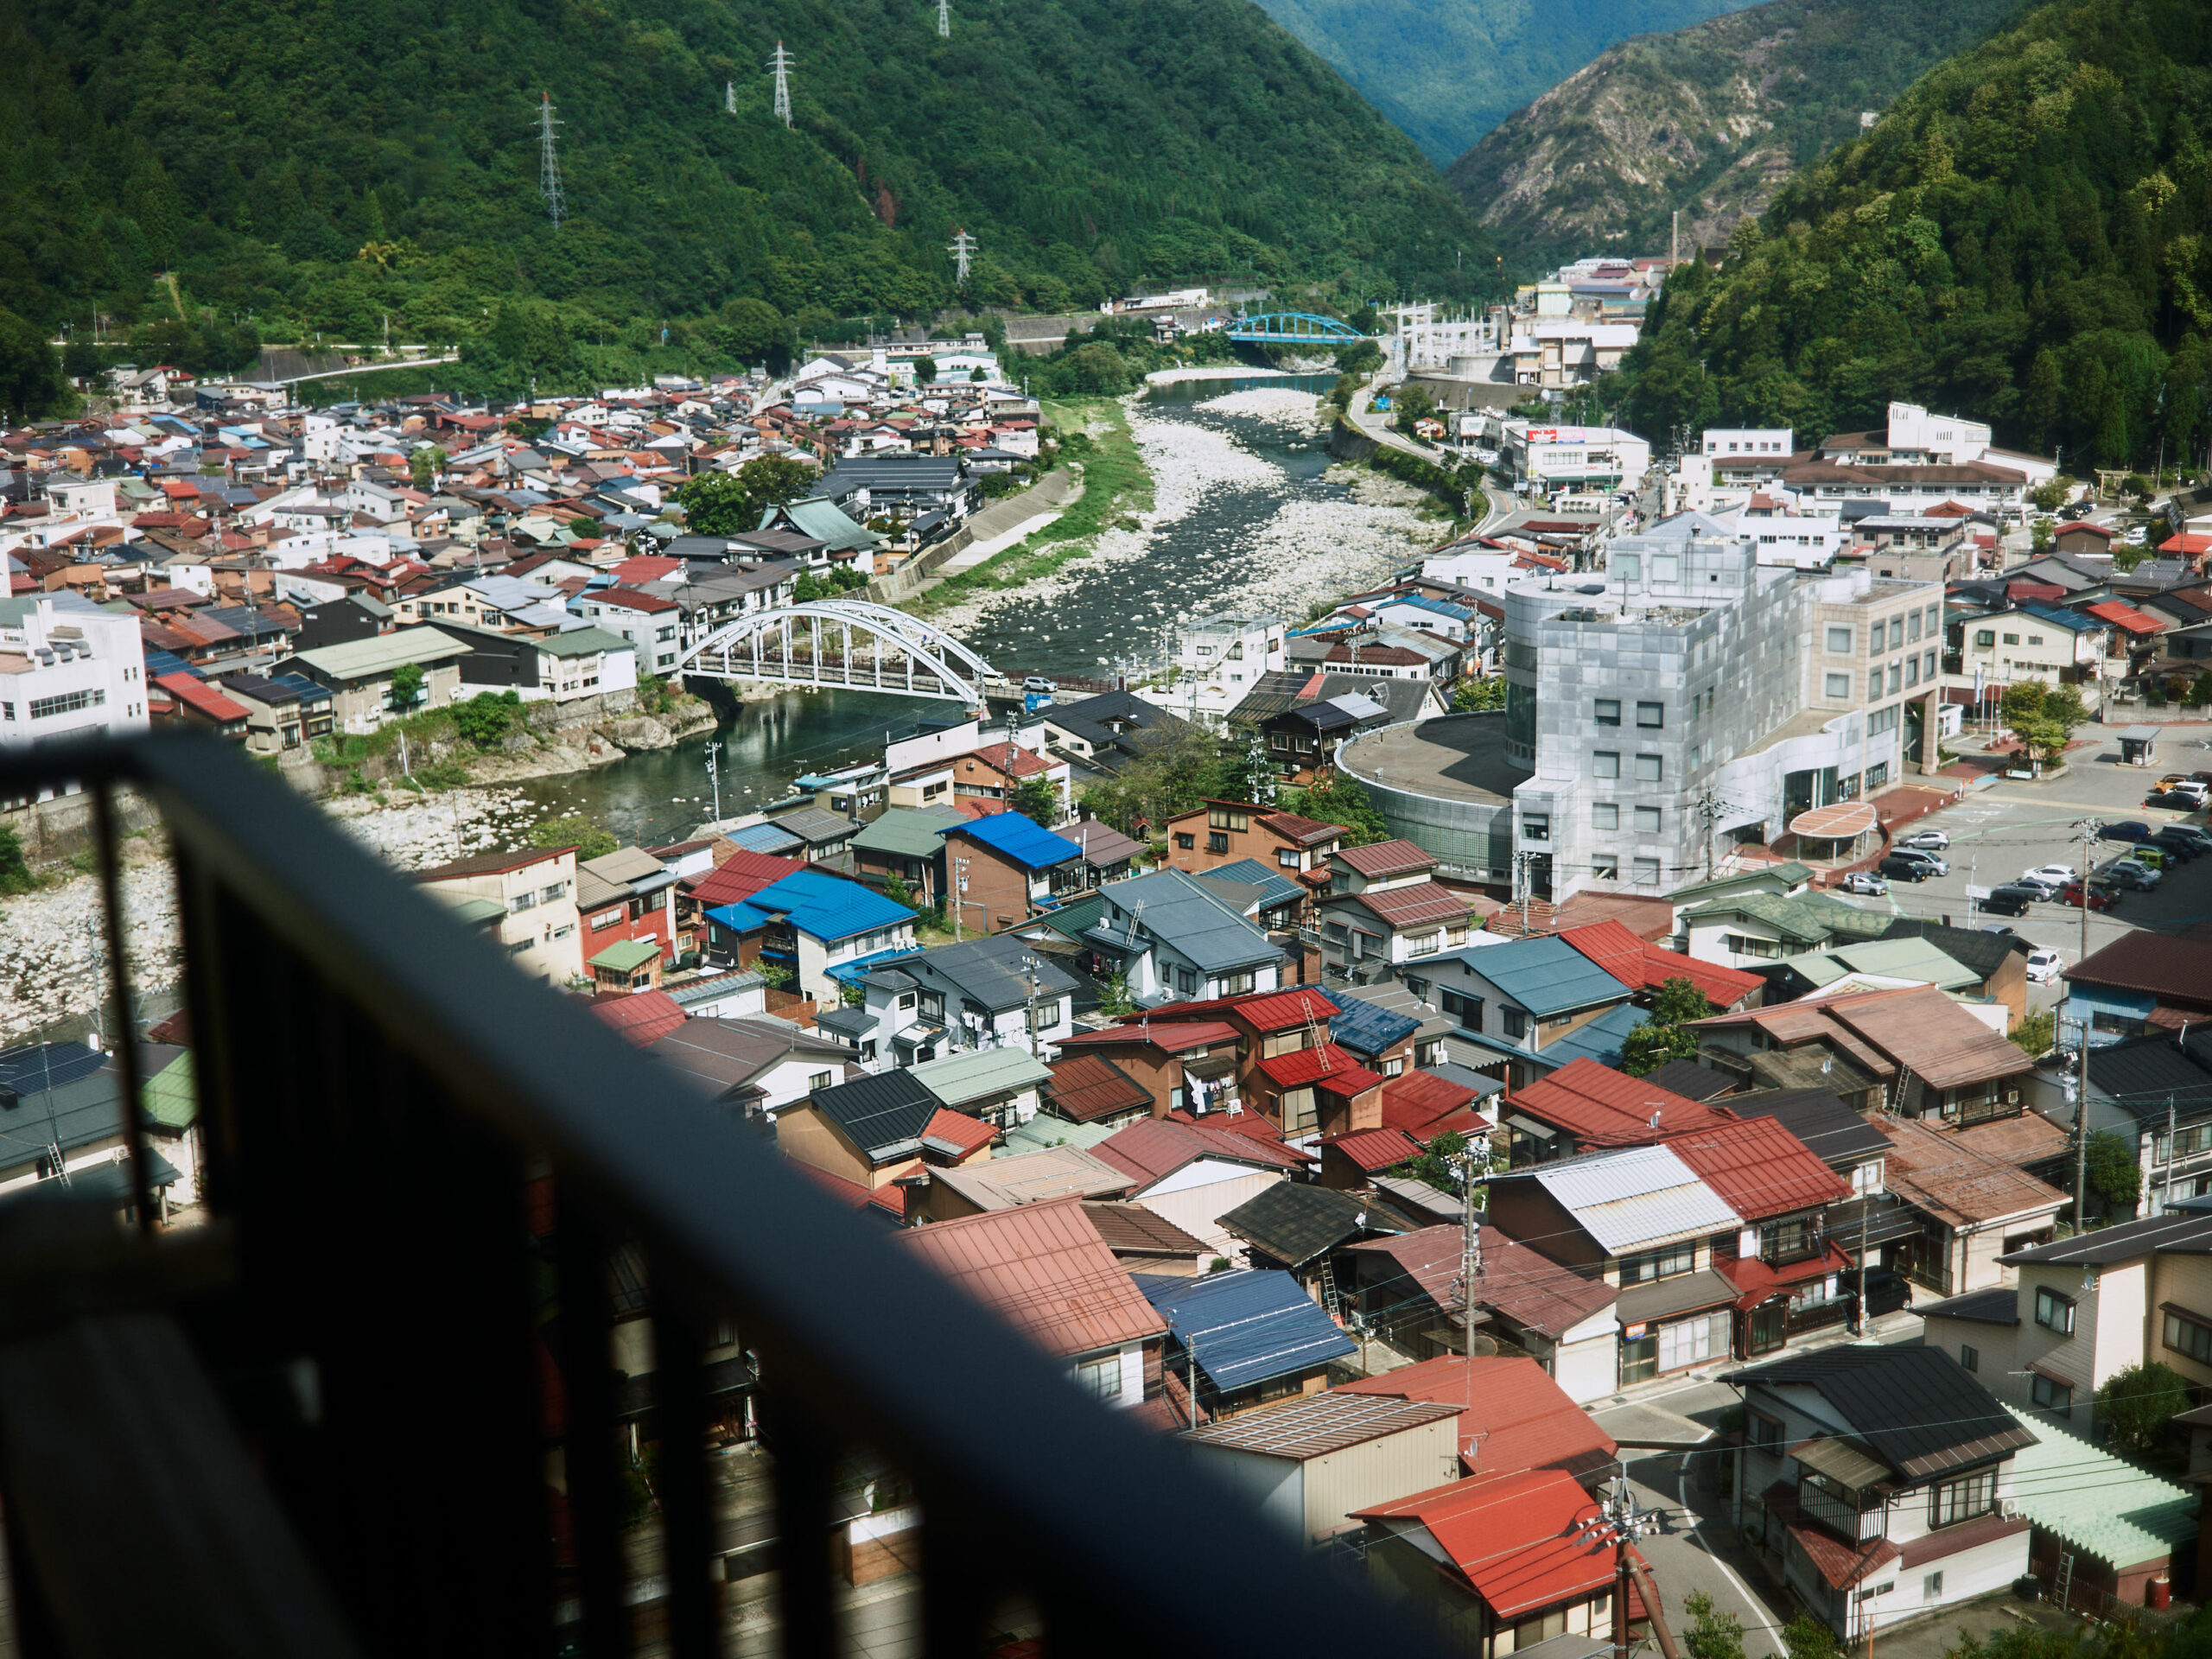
1964;884;1992;900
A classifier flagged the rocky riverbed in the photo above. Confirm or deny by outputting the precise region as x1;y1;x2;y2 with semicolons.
0;785;541;1043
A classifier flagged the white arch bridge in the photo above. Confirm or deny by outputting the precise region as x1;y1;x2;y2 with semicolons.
675;600;1004;705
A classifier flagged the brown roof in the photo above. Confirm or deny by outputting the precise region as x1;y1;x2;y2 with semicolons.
1334;880;1478;931
2065;931;2212;1004
1694;984;2026;1090
1344;1224;1617;1338
1082;1200;1211;1259
1332;838;1437;879
1046;1052;1154;1123
414;844;575;881
1255;810;1344;848
1877;1117;2069;1228
896;1194;1166;1358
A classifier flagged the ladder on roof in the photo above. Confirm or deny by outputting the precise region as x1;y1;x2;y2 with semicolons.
2054;1552;2075;1615
1316;1253;1344;1323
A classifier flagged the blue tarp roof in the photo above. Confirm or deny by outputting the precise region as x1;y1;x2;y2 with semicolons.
1320;988;1422;1060
942;811;1084;870
705;868;915;944
1135;1268;1356;1391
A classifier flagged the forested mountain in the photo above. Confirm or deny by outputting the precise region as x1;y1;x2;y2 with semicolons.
1446;0;2021;269
0;0;1494;407
1247;0;1763;165
1617;0;2212;474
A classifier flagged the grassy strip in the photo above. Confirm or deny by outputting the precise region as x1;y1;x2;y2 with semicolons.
906;397;1153;619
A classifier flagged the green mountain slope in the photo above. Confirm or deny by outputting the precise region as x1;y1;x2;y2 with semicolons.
0;0;1494;408
1246;0;1763;166
1446;0;2023;270
1617;0;2212;471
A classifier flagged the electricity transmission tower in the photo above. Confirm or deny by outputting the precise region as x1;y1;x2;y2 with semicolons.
949;229;976;288
536;92;566;230
936;0;950;36
724;79;736;114
768;42;794;127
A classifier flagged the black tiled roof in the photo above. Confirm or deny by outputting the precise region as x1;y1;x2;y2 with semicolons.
1725;1344;2034;1481
1645;1059;1737;1101
1217;1183;1395;1270
807;1070;940;1159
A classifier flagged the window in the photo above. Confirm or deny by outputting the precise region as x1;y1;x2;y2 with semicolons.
1926;604;1942;633
2031;1373;2073;1416
541;882;566;903
1652;554;1680;582
1634;856;1662;884
2003;632;2019;645
1826;625;1854;654
1929;1469;1998;1529
1176;967;1198;996
1615;554;1641;581
2027;634;2044;646
1869;628;1884;660
1219;971;1255;996
1276;849;1300;868
1440;988;1483;1032
1174;833;1194;849
1907;609;1922;641
1866;761;1890;787
1887;664;1903;695
1634;754;1662;782
1634;806;1662;834
2034;1286;2075;1333
1975;629;1995;647
591;908;623;930
1071;1353;1122;1402
1637;701;1663;728
1905;657;1919;687
1747;1410;1784;1453
1825;672;1851;699
507;938;533;956
1593;751;1620;779
1868;669;1885;700
1621;1242;1696;1283
27;688;105;721
1522;814;1550;842
1924;1573;1945;1600
1592;803;1619;830
1594;698;1621;726
1502;1007;1528;1040
1888;618;1905;649
2164;1309;2212;1365
508;892;538;913
1206;832;1230;854
809;1071;833;1090
1207;807;1249;832
1960;1344;1979;1372
1592;854;1619;880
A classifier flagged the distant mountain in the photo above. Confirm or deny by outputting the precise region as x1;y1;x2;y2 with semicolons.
0;0;1497;414
1446;0;2023;266
1246;0;1766;165
1614;0;2212;474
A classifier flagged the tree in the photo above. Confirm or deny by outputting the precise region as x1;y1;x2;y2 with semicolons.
2098;1362;2192;1457
0;825;31;895
1452;677;1507;713
2010;1008;2056;1056
454;690;524;750
1619;976;1718;1077
388;663;426;708
912;355;938;384
1779;1613;1842;1659
2191;671;2212;709
677;456;817;537
2030;478;2075;514
1999;681;2084;769
1097;969;1136;1017
1682;1592;1745;1659
529;813;617;861
1079;721;1244;836
0;308;68;422
568;517;596;537
410;444;446;488
2087;1128;2143;1217
1280;769;1390;845
1010;777;1060;824
1390;1129;1469;1195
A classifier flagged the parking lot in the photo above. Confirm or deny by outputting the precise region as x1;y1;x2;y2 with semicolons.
1859;727;2212;1009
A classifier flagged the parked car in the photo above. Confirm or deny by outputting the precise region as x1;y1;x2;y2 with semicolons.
2100;820;2154;842
2059;502;2095;520
1022;676;1058;694
1840;871;1889;896
1980;886;2037;916
2151;827;2202;861
1856;1268;1913;1318
2056;880;2120;912
2011;873;2064;900
1889;847;1949;876
1878;854;1933;883
2108;859;2164;890
2165;824;2212;853
2022;864;2079;887
2024;946;2065;984
1896;829;1950;851
2131;844;2171;870
2168;782;2210;809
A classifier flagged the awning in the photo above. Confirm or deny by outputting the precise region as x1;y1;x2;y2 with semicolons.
1793;1436;1892;1492
1505;1114;1560;1139
1183;1052;1239;1080
1617;1268;1738;1327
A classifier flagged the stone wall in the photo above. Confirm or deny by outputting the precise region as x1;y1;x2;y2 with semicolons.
0;785;162;865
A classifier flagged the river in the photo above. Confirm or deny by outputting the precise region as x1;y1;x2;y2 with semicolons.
519;372;1437;849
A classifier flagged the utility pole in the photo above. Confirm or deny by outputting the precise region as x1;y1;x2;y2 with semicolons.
1021;955;1043;1058
2074;1019;2092;1231
768;42;795;128
1460;1141;1484;1361
952;855;969;941
706;741;721;823
536;92;566;231
1855;1187;1871;1334
2166;1094;2178;1212
2078;821;2095;967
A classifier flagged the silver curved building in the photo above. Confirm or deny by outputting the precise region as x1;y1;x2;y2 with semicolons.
1334;713;1525;885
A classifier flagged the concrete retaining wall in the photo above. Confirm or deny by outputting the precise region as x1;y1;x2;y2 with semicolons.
1;785;162;864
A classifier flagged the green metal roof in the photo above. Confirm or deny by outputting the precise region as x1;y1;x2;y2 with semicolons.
539;626;634;658
1679;889;1890;946
588;938;663;973
2004;1406;2196;1567
1669;862;1816;905
853;806;969;860
907;1046;1052;1106
1792;938;1982;992
1001;1116;1118;1154
141;1051;197;1130
289;626;473;681
1031;893;1108;944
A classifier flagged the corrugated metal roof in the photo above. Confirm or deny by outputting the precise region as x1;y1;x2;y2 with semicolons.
899;1196;1166;1358
1664;1116;1848;1220
929;1147;1129;1211
1356;1470;1614;1618
1096;868;1281;973
1138;1268;1356;1389
852;805;969;858
288;626;472;678
908;1046;1052;1106
707;867;915;944
944;811;1084;869
1456;936;1633;1016
1185;1393;1460;1460
1320;988;1422;1059
1522;1145;1743;1253
2005;1411;2194;1567
1725;1344;2036;1482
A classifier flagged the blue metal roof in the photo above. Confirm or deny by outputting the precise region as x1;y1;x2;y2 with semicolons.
1137;1269;1356;1390
705;868;915;944
2018;602;2105;633
1529;1001;1649;1071
1436;936;1633;1016
1320;989;1421;1060
942;811;1084;870
1205;857;1306;911
726;820;805;855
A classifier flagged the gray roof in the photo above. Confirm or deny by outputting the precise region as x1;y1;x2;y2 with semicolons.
853;806;969;860
1096;868;1283;973
1724;1344;2036;1483
2001;1210;2212;1267
645;1016;851;1096
807;1069;943;1160
1916;1286;2019;1326
768;807;859;846
2086;1030;2212;1125
907;934;1080;1013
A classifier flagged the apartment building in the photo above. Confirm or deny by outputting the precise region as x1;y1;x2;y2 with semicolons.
414;845;584;985
0;594;153;751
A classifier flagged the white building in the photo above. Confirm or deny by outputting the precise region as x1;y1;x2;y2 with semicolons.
1703;428;1795;458
0;594;152;751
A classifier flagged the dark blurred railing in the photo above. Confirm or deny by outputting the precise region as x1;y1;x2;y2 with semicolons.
0;735;1453;1659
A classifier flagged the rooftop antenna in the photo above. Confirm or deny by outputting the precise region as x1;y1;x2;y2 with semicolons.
936;0;951;35
768;42;795;128
950;229;976;289
536;92;566;230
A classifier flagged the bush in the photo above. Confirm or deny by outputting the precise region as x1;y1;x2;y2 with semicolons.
2098;1362;2192;1455
529;813;616;860
0;825;30;895
454;690;525;749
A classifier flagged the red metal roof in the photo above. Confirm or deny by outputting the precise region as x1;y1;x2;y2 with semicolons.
1256;1042;1384;1094
2082;600;2164;635
587;989;687;1047
1332;838;1437;879
1340;880;1476;931
1342;1224;1616;1338
1718;1240;1854;1311
1380;1070;1484;1136
1355;1470;1616;1617
686;849;808;907
1319;1126;1425;1172
1122;987;1338;1033
1093;1118;1313;1186
896;1194;1166;1357
1045;1052;1154;1122
1058;1019;1243;1054
921;1107;997;1160
1506;1058;1738;1147
2162;533;2212;555
1338;1355;1618;1480
1662;1116;1847;1220
153;671;250;722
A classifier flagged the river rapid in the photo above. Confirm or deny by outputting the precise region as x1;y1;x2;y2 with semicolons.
528;373;1436;848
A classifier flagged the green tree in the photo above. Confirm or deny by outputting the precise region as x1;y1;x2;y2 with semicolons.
912;355;938;384
1452;677;1507;713
1390;1129;1469;1195
0;825;32;895
2096;1361;2191;1456
1010;777;1060;824
0;308;68;422
388;663;426;708
2030;478;2074;514
1078;721;1242;836
1619;976;1718;1077
453;690;524;749
1780;1613;1842;1659
1097;968;1136;1017
1682;1592;1745;1659
568;517;596;537
410;445;446;489
1281;769;1390;845
2087;1128;2143;1217
2010;1008;2056;1056
1999;681;2084;770
529;813;617;861
677;456;817;537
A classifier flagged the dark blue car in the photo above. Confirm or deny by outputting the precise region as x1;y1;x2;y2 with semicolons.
2100;820;2153;842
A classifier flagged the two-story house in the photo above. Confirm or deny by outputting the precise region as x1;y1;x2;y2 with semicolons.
941;812;1088;936
816;934;1079;1069
575;846;683;965
1727;1345;2034;1638
1315;858;1483;986
850;805;968;908
701;868;917;1005
415;844;583;985
1395;936;1637;1090
1670;1117;1854;1358
1079;868;1286;1007
1162;801;1344;912
2063;1028;2212;1215
776;1069;995;1192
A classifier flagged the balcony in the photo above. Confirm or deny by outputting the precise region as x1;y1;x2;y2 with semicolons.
0;735;1447;1659
1798;1479;1887;1544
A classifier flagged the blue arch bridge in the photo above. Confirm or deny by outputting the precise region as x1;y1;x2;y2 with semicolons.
1221;312;1370;344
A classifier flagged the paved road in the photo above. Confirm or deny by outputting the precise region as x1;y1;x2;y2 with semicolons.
1346;384;1453;465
